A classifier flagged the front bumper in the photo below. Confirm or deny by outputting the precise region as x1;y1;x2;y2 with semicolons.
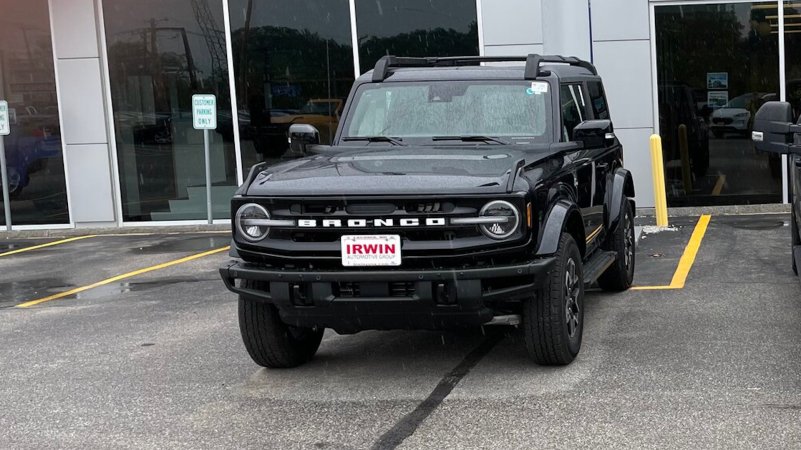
219;258;556;332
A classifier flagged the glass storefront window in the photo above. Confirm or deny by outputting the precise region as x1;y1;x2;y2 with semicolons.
104;0;238;222
0;0;69;226
227;0;355;170
355;0;480;73
655;2;782;206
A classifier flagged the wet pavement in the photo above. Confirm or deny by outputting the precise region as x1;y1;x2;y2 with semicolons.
0;215;799;448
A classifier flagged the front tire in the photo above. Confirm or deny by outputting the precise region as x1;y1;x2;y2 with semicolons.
239;280;324;368
598;200;636;291
523;233;584;365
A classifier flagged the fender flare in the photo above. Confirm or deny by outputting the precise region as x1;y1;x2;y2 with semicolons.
536;200;585;256
607;168;635;231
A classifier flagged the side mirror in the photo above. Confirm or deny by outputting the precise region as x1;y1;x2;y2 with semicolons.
573;119;614;149
752;101;793;154
288;124;320;154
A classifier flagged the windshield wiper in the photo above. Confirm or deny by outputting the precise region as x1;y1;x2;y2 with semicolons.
432;135;510;145
342;136;406;146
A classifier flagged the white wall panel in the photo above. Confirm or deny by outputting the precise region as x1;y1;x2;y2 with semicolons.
591;0;650;42
483;43;545;57
64;144;115;222
481;0;543;46
50;0;99;58
592;39;654;129
542;0;591;60
616;128;655;208
56;58;108;145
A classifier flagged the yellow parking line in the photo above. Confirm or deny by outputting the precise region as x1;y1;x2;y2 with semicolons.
0;235;97;257
712;175;726;196
632;214;711;291
15;246;230;308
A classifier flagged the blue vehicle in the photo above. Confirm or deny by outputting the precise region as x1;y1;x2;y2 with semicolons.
4;133;62;198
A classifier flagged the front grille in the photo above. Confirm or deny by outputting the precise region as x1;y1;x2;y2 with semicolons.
234;195;531;267
275;227;480;242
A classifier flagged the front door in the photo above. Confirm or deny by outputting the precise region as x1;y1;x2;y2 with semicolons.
560;83;603;242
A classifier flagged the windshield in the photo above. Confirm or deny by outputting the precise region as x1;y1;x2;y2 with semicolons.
342;81;553;144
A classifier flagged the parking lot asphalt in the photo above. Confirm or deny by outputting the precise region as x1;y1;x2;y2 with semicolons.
1;214;799;449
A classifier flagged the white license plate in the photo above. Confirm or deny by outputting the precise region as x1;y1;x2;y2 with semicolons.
341;235;401;267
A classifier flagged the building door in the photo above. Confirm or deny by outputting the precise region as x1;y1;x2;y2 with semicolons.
654;2;783;207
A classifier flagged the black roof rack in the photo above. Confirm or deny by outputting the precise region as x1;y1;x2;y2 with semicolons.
371;54;597;82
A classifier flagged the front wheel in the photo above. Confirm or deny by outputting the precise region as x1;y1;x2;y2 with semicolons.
523;233;584;365
239;280;324;368
598;200;636;291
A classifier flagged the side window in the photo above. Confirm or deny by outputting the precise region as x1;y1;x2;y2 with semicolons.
560;84;585;141
588;81;610;120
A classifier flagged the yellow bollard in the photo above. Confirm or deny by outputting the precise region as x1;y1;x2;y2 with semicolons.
649;134;669;227
678;124;693;193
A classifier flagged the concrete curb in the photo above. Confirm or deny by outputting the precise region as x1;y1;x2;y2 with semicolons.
637;203;790;217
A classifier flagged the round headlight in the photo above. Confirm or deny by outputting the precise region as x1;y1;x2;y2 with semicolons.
479;200;520;240
236;203;271;242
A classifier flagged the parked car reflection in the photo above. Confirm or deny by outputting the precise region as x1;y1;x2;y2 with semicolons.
711;92;777;138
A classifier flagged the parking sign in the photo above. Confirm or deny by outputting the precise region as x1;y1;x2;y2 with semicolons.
192;94;216;130
0;101;9;136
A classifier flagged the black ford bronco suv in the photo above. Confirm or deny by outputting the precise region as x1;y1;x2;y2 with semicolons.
220;55;636;368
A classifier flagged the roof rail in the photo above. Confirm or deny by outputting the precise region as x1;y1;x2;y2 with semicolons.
526;55;598;77
371;54;597;82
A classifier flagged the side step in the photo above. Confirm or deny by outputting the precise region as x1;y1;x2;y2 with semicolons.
583;251;617;287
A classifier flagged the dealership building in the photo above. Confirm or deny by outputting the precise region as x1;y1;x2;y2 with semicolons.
0;0;794;229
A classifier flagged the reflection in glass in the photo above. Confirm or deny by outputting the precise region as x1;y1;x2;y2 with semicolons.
0;0;68;225
655;3;781;206
355;0;479;73
228;0;354;171
104;0;238;222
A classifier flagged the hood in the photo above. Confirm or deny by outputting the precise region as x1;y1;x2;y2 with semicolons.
245;145;558;197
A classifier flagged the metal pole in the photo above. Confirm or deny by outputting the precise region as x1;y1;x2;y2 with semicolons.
204;128;212;224
0;136;11;231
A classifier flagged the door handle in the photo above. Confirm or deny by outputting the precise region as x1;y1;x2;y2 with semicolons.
596;162;609;170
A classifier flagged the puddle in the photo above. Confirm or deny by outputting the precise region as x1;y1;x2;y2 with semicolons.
1;276;218;306
0;278;74;307
67;276;217;300
132;236;230;254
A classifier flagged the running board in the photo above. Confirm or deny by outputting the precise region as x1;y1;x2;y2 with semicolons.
794;245;801;278
583;251;617;287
